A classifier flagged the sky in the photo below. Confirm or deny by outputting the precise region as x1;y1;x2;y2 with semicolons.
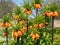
12;0;23;5
12;0;47;6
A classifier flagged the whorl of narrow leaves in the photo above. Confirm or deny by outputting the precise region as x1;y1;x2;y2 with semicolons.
33;0;43;4
34;15;45;23
1;14;11;27
13;7;22;15
2;15;11;22
23;2;32;10
12;22;20;31
22;2;33;15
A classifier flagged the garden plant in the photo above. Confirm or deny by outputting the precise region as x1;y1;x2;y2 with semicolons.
0;0;60;45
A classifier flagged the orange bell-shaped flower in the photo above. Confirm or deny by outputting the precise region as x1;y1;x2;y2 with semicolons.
26;10;32;15
13;15;19;20
32;34;36;40
34;24;38;28
5;22;11;27
35;34;40;39
18;30;23;36
1;22;6;27
34;4;41;9
23;8;28;12
14;31;18;37
53;11;58;17
2;32;7;37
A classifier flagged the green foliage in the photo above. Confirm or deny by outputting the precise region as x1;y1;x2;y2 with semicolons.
42;3;59;12
19;13;26;20
2;14;11;22
0;0;60;45
13;6;22;15
42;4;51;12
34;15;45;24
11;22;20;31
42;2;59;12
23;2;33;10
0;42;4;45
28;20;33;26
34;0;43;4
49;3;59;11
23;36;33;45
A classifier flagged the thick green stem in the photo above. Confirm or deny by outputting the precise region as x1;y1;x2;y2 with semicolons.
35;9;39;45
45;16;48;33
21;36;23;45
17;36;19;45
6;27;8;45
36;9;38;19
16;20;20;45
34;40;37;45
52;17;54;44
34;39;39;45
26;15;28;36
38;23;39;30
